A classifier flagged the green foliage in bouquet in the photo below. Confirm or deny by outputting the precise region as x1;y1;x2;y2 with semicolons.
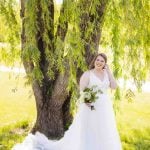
79;85;103;104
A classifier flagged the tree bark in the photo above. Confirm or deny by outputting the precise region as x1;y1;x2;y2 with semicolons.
32;99;64;139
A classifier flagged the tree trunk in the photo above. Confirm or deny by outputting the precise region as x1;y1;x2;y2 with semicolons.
32;99;64;139
31;67;70;139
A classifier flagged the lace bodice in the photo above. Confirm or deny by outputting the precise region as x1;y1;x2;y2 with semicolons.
88;70;110;94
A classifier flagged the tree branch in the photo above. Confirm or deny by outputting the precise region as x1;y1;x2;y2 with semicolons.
21;0;43;107
79;0;109;65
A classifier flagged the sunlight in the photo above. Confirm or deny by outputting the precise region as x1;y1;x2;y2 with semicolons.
56;0;63;4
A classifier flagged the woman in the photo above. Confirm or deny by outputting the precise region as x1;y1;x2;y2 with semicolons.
13;53;122;150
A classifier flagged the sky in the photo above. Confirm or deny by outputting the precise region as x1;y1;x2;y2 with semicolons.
56;0;63;4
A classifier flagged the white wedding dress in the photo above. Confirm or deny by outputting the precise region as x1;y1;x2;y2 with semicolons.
13;70;122;150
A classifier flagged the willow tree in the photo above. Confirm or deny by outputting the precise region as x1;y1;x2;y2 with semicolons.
19;0;109;138
0;0;149;139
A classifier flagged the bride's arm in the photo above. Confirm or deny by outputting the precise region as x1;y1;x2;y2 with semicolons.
79;71;90;91
105;64;117;89
79;71;91;107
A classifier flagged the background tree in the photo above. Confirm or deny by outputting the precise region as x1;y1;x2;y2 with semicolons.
0;0;20;65
0;0;149;139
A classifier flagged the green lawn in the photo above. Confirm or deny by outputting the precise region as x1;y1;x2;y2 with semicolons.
0;72;150;150
0;72;36;150
0;72;36;127
117;93;150;150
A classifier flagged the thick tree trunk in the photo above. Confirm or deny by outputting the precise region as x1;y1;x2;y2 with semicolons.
31;68;70;138
32;99;64;139
31;66;70;138
20;0;108;139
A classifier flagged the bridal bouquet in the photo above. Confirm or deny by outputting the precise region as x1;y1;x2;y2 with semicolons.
79;85;103;110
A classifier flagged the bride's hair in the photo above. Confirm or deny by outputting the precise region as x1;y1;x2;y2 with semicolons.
89;53;107;69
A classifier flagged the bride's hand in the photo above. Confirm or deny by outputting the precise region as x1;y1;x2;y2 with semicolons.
104;64;111;73
104;64;110;72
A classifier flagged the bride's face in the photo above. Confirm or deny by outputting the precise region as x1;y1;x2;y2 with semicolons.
94;55;105;70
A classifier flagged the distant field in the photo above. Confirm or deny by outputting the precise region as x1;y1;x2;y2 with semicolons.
0;72;36;127
0;72;150;150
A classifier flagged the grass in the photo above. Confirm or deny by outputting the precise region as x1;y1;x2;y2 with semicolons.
0;72;150;150
0;121;31;150
0;72;36;127
116;92;150;150
0;72;36;149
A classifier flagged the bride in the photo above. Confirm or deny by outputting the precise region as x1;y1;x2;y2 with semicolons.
13;53;122;150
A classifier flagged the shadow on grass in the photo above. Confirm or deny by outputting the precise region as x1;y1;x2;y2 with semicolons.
0;120;31;150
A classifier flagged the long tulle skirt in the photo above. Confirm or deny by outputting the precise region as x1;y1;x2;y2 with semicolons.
13;94;122;150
